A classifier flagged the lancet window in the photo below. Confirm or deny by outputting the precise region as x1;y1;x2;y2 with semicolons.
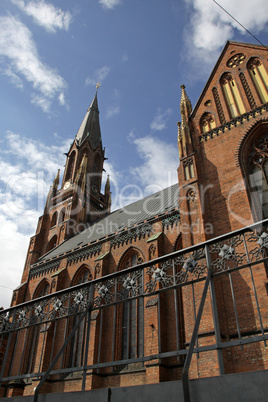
248;58;268;104
65;150;76;182
221;73;245;118
119;250;144;361
67;266;92;368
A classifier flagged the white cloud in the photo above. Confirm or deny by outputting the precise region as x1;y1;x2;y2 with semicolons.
0;214;29;309
150;108;172;131
106;105;120;118
122;53;129;63
0;131;72;308
99;0;122;10
0;16;67;113
11;0;72;33
130;136;179;195
184;0;268;70
85;66;111;86
105;88;121;118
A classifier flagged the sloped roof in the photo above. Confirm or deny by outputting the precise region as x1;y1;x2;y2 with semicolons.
75;92;102;149
39;183;180;262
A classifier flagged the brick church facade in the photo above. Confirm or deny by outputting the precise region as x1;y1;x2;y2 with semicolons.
1;41;268;398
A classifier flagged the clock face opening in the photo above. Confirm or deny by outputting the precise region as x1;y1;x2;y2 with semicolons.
64;181;71;190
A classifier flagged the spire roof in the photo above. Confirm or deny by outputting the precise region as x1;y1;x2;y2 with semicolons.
75;92;102;149
180;84;192;116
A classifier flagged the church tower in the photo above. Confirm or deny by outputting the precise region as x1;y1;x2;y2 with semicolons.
20;91;111;283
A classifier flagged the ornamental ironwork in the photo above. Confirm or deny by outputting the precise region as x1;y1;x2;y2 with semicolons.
210;235;246;273
175;248;207;284
93;279;115;307
117;269;143;300
145;260;173;293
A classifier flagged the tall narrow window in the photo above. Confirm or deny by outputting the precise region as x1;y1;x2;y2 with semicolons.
248;58;268;104
22;281;50;374
120;251;144;361
58;207;66;224
183;158;195;181
221;73;245;118
67;266;92;368
50;211;58;227
65;150;76;182
46;235;57;252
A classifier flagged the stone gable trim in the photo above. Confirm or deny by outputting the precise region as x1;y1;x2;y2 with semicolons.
29;261;60;279
67;243;103;265
110;223;153;249
162;211;181;228
199;103;268;142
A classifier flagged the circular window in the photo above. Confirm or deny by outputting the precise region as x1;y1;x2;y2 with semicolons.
227;53;246;68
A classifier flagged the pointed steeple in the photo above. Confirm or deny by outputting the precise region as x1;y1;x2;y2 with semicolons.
180;84;192;120
105;175;110;196
75;92;102;149
52;169;60;196
177;85;193;159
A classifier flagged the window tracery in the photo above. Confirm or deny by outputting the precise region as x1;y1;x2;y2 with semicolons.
226;53;246;68
183;157;195;180
248;133;268;219
200;112;216;133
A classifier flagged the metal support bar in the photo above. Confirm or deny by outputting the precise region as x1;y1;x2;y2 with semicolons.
205;244;225;375
182;267;212;402
33;298;93;402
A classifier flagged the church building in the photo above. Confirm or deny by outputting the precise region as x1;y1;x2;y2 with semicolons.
0;41;268;400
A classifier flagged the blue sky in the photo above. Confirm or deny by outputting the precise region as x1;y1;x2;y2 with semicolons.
0;0;267;307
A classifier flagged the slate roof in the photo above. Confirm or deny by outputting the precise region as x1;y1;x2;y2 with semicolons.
39;183;180;262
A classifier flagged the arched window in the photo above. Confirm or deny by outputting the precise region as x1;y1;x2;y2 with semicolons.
21;280;50;374
248;58;268;104
46;235;57;252
67;266;92;368
200;112;216;133
72;266;92;286
33;280;50;300
51;211;58;227
221;73;245;118
65;150;76;182
240;123;268;221
119;250;144;361
58;207;65;224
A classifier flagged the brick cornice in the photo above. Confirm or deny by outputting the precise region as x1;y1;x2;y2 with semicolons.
199;103;268;142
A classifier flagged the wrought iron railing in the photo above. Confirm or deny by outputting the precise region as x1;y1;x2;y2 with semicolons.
0;220;268;402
